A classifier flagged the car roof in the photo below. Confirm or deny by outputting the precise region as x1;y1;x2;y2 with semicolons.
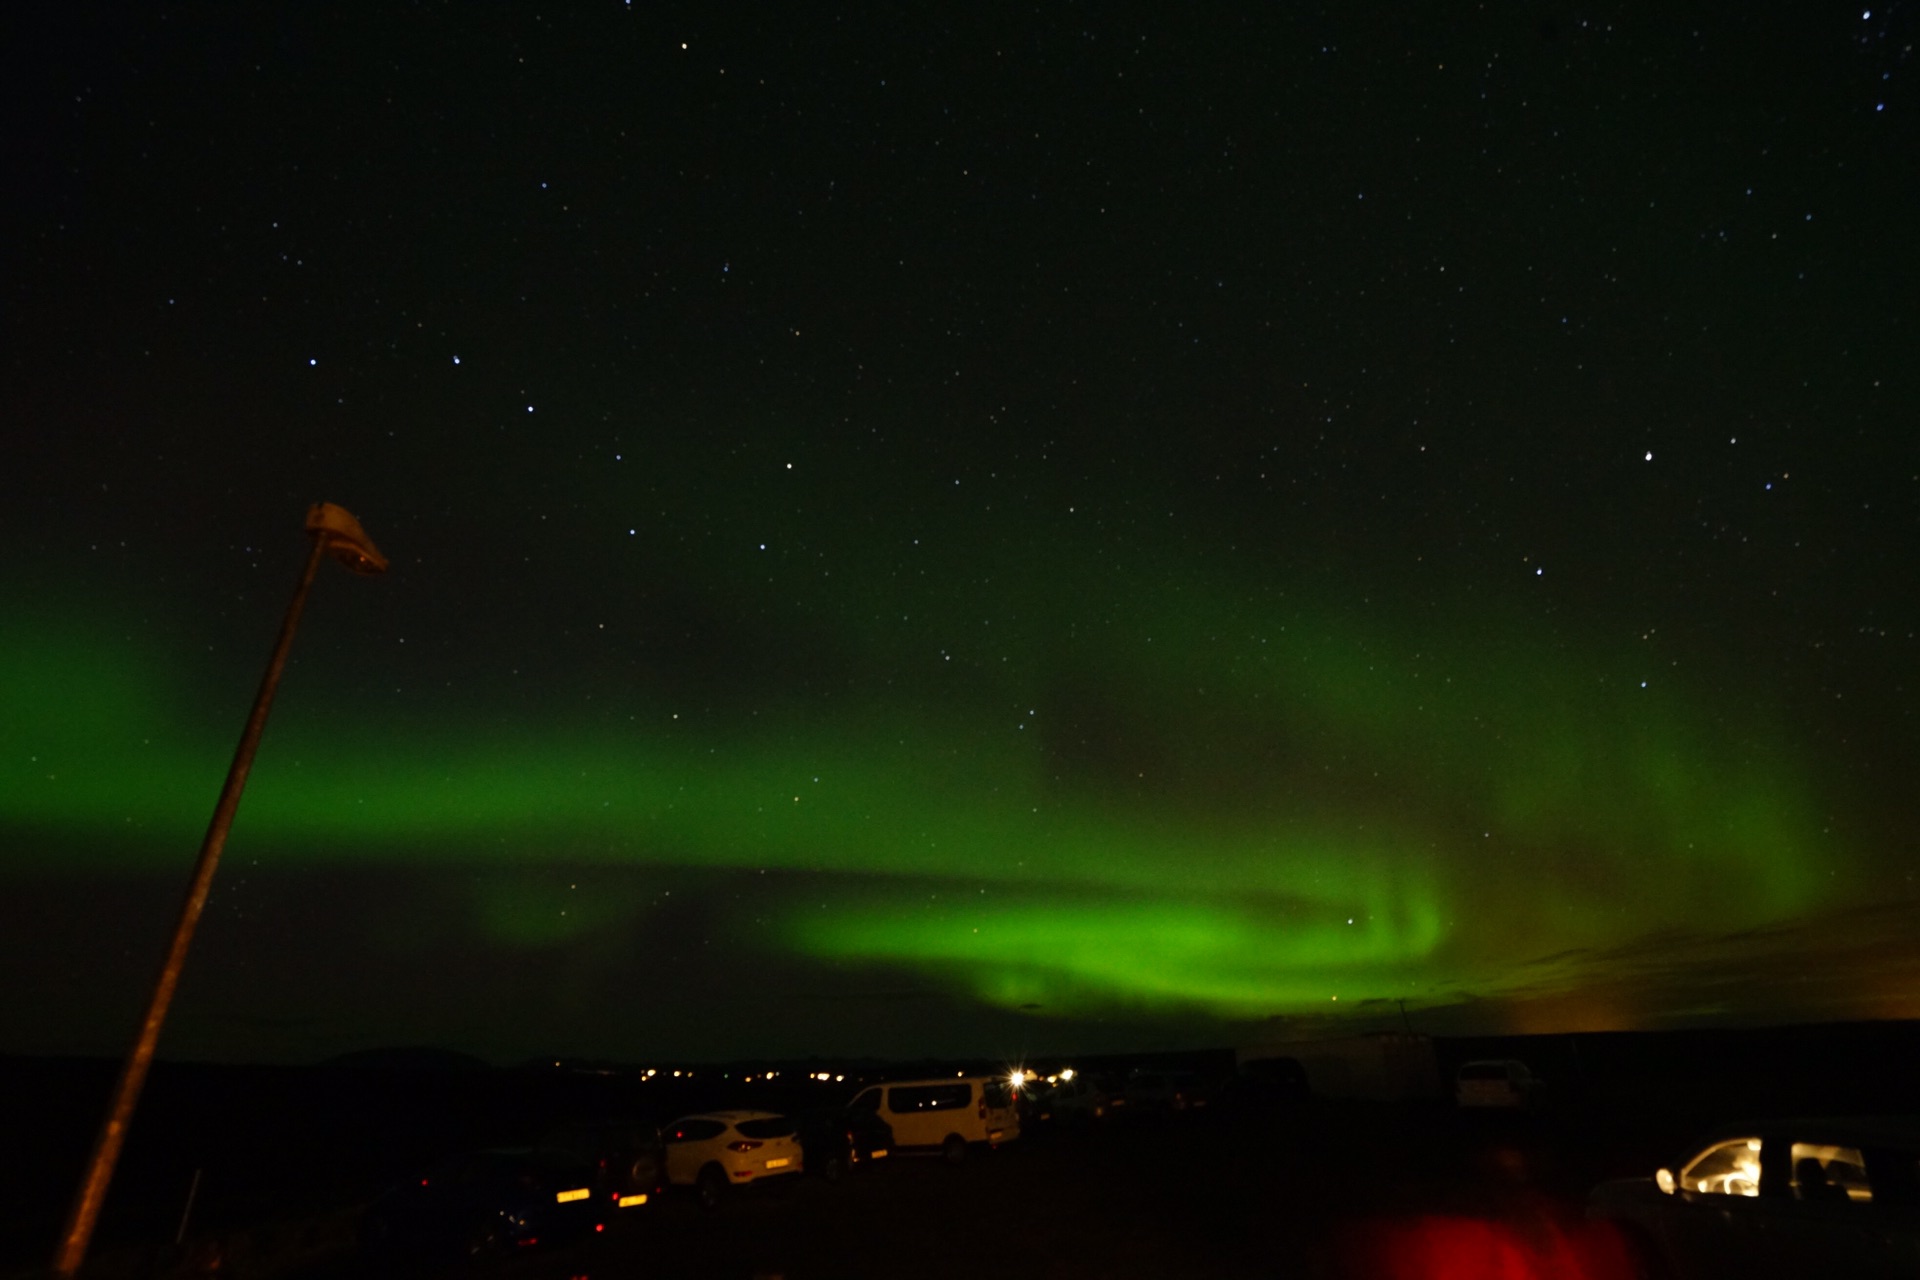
879;1075;993;1087
1696;1117;1920;1150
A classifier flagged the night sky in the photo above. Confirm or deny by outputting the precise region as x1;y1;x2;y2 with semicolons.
4;2;1916;1067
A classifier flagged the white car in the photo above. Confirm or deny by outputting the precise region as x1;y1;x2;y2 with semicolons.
663;1111;803;1208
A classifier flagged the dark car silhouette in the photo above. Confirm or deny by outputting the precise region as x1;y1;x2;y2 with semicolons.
531;1117;666;1214
360;1147;610;1262
793;1106;895;1181
1588;1116;1920;1279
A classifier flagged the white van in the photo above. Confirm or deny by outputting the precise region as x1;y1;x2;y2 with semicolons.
846;1076;1020;1161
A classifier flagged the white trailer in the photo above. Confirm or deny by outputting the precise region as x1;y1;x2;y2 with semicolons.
1236;1032;1442;1101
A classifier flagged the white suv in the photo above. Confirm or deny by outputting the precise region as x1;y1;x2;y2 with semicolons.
663;1111;803;1208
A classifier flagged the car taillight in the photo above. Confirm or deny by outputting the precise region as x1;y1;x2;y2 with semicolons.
727;1140;763;1152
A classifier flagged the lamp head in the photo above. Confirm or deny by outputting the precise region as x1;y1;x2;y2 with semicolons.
304;502;388;574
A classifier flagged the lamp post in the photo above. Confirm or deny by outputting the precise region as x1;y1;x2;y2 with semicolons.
51;503;387;1278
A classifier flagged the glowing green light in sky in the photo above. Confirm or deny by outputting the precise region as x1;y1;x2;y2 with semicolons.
0;567;1843;1024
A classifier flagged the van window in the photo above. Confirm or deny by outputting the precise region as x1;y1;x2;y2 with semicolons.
1680;1137;1763;1197
889;1084;971;1112
1791;1142;1871;1203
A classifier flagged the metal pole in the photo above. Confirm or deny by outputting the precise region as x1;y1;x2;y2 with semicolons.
173;1168;202;1247
52;531;329;1277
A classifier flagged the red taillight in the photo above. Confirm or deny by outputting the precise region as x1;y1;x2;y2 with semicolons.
727;1140;763;1152
594;1223;604;1233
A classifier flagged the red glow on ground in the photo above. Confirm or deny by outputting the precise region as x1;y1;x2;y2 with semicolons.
1339;1213;1636;1280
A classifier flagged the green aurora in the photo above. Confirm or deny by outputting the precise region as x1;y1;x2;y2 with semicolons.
1;556;1842;1029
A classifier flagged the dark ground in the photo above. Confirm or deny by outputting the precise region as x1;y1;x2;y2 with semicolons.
349;1105;1633;1280
6;1022;1919;1279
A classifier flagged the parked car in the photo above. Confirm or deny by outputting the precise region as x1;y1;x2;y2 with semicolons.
359;1147;607;1262
1587;1116;1920;1279
531;1117;665;1213
1035;1074;1126;1126
846;1076;1020;1161
663;1111;804;1208
793;1106;894;1181
1123;1069;1213;1115
1454;1059;1546;1109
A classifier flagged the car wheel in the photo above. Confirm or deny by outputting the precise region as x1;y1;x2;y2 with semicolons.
942;1135;967;1165
696;1164;729;1211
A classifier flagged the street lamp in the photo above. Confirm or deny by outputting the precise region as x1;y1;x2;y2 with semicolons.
51;503;387;1278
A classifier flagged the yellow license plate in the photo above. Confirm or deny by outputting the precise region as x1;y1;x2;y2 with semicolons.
555;1188;589;1203
870;1150;889;1159
617;1193;648;1207
765;1157;790;1169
